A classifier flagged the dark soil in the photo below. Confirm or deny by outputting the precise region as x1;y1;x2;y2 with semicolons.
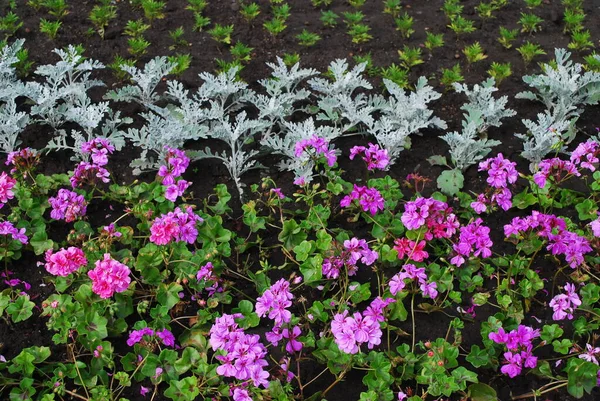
2;0;600;400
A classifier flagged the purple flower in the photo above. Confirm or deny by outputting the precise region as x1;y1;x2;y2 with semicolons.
49;189;87;222
340;185;385;215
140;386;150;397
282;326;303;353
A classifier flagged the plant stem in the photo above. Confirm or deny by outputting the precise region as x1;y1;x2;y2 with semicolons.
511;381;568;400
411;291;416;352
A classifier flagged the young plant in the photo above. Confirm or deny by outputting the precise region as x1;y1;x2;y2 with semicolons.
320;10;339;27
169;26;189;49
394;12;414;39
380;63;408;88
583;53;600;72
272;3;291;20
142;0;166;22
498;26;518;49
517;41;545;65
463;42;487;65
193;12;210;31
108;55;136;81
398;45;423;70
282;52;300;67
491;0;508;7
296;29;321;47
519;12;543;34
441;0;463;21
14;47;34;78
354;52;378;76
39;19;61;39
89;4;117;39
311;0;332;5
440;63;464;89
448;16;476;39
43;0;69;19
128;37;151;58
568;30;594;52
0;11;22;39
524;0;542;8
240;2;260;22
424;32;445;52
475;2;495;21
167;53;192;77
487;62;512;85
563;9;585;34
208;23;234;45
263;18;286;37
230;41;253;63
186;0;207;13
348;24;372;44
342;10;364;26
124;19;150;38
348;0;366;7
383;0;402;18
561;0;583;8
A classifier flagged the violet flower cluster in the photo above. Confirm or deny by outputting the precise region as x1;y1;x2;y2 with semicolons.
49;189;87;222
549;283;581;321
389;263;438;299
504;211;592;268
149;206;203;245
127;327;176;348
44;247;87;277
570;140;600;172
331;297;394;354
295;135;337;167
340;184;385;216
349;143;390;171
87;253;131;299
450;218;493;267
0;221;27;244
0;171;16;208
5;147;38;177
71;139;114;188
209;313;270;388
401;197;459;240
158;146;191;202
195;262;221;296
256;278;293;327
533;158;580;188
471;153;518;213
489;325;540;378
322;237;378;279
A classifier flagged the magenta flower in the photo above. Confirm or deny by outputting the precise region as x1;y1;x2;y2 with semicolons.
0;221;28;244
549;283;581;321
340;185;385;215
393;238;429;262
81;138;115;166
450;218;493;267
49;189;87;222
44;247;87;277
0;172;16;207
349;143;390;171
87;254;131;299
140;386;150;397
570;140;600;171
282;326;303;353
533;158;580;188
149;207;203;245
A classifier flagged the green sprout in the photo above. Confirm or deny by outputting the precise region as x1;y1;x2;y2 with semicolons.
517;41;546;65
394;12;414;39
208;23;234;45
487;62;512;85
497;26;518;49
296;29;321;47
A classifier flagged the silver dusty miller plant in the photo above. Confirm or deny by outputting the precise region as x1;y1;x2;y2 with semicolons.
368;77;447;165
514;49;600;167
0;40;28;154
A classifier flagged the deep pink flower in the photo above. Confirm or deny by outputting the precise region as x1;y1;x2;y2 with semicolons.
49;189;87;222
44;247;87;276
87;253;131;299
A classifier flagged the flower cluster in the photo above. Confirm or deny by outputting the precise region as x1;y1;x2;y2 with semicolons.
0;221;28;244
340;184;385;216
256;279;293;327
591;215;600;237
489;325;540;378
266;325;303;354
389;264;438;299
549;283;581;321
349;143;390;171
44;247;87;277
450;218;493;267
505;211;592;268
195;262;221;296
570;139;600;172
149;206;203;245
210;314;270;388
127;327;176;348
158;146;191;202
87;253;131;299
393;238;428;262
401;197;459;239
49;189;87;222
533;158;580;188
294;135;337;167
471;154;518;213
0;172;16;208
5;148;39;177
71;139;114;188
322;237;378;279
331;297;394;354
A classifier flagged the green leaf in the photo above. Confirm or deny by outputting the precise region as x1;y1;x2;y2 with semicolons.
466;345;491;368
575;199;597;221
278;219;307;250
552;338;573;354
293;240;314;262
164;376;200;400
512;189;538;209
29;231;53;255
6;294;35;322
540;324;563;342
300;255;323;285
427;155;448;167
567;359;599;398
468;383;498;401
437;169;464;196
